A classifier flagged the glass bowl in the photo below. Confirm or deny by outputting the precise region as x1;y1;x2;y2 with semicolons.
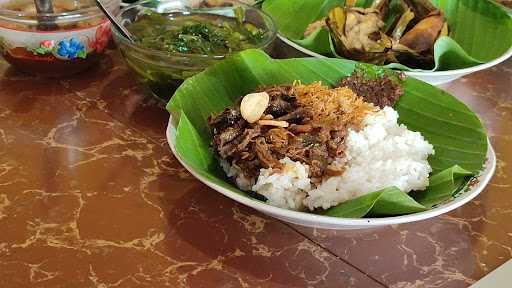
0;0;120;77
112;0;277;102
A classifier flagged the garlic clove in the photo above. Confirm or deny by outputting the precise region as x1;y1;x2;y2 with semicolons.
240;92;270;123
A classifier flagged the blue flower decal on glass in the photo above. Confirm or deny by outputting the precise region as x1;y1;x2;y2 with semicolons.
57;38;87;59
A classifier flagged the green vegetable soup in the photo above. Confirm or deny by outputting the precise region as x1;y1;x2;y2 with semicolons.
128;12;265;55
121;10;269;102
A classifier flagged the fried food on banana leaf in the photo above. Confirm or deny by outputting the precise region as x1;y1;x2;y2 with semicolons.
324;0;448;69
326;4;393;64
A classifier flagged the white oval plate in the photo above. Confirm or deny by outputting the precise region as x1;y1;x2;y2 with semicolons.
167;115;496;230
278;35;512;86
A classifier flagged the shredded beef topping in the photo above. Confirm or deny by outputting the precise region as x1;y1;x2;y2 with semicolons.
208;81;380;183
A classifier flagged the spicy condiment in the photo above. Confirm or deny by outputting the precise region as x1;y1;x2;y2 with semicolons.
0;0;114;77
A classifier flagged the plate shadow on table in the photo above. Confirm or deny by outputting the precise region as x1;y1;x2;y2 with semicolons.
158;171;491;285
157;181;361;287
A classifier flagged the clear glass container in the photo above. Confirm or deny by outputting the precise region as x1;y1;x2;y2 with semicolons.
113;0;276;102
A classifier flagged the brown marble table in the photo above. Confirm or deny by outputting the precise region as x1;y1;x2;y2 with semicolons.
0;45;511;288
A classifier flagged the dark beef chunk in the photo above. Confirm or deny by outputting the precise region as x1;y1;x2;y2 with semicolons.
266;97;293;118
209;108;248;158
289;124;313;134
338;72;404;108
327;129;346;158
237;126;262;152
258;85;298;118
255;137;281;169
275;108;307;124
284;135;307;162
308;144;329;178
217;141;238;159
208;108;243;134
213;125;262;159
316;127;331;143
265;128;289;155
213;126;242;147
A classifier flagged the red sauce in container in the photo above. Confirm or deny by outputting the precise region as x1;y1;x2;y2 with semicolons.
3;47;101;77
0;0;119;76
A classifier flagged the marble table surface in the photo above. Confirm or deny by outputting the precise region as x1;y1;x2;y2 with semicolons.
0;46;511;288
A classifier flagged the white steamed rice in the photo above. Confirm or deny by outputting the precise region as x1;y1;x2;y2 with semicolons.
253;157;311;210
223;106;435;211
